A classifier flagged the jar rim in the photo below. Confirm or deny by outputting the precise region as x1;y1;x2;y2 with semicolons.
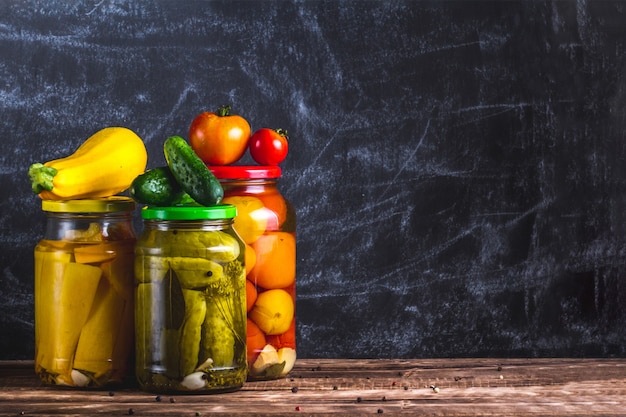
209;165;281;179
141;204;237;221
41;196;135;213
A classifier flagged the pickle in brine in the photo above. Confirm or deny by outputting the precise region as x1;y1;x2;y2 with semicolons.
179;289;207;377
135;255;170;284
169;256;223;289
199;297;235;368
136;282;164;373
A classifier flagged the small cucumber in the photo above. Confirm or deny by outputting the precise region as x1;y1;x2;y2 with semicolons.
129;166;188;206
164;136;224;206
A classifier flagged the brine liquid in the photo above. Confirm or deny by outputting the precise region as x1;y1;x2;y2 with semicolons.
134;228;247;393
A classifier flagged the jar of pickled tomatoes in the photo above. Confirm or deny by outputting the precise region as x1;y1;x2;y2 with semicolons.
34;197;136;387
210;165;296;380
134;204;247;393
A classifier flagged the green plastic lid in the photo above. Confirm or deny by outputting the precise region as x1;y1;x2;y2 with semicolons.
141;204;237;221
42;196;135;213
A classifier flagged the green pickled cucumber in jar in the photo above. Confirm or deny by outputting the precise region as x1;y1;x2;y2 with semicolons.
150;230;240;262
134;205;247;393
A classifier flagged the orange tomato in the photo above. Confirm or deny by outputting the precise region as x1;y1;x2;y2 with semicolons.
246;319;266;366
249;289;294;335
223;188;288;230
244;243;256;276
188;105;251;165
257;191;288;230
249;232;296;289
222;196;267;244
245;279;257;312
266;319;296;350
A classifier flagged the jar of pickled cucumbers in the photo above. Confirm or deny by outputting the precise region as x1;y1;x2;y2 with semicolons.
134;204;247;393
210;166;296;381
34;197;136;387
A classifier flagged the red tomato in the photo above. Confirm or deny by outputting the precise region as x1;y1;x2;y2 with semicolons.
189;105;251;165
249;128;289;166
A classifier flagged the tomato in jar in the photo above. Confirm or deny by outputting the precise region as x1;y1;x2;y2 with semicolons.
210;165;297;381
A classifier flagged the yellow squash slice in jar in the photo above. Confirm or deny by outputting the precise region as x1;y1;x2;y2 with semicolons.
39;262;102;378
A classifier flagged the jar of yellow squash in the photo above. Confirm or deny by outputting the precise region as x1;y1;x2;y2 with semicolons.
134;204;247;393
34;197;136;387
210;165;297;380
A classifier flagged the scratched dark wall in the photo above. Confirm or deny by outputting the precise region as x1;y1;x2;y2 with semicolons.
1;1;625;360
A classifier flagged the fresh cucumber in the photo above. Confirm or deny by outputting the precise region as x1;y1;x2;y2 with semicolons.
129;166;188;206
170;192;197;206
164;136;223;206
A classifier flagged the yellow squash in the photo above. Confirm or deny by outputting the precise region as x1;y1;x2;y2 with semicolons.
73;275;125;379
29;127;148;200
37;261;102;377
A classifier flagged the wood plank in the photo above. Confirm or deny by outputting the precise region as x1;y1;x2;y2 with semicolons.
0;359;624;416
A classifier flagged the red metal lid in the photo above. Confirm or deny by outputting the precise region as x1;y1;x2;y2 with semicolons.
209;165;282;179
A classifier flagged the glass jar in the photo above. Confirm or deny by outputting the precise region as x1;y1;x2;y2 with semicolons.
34;197;136;387
210;166;296;381
134;204;247;393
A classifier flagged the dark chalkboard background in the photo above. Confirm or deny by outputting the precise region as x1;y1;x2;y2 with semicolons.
1;0;625;360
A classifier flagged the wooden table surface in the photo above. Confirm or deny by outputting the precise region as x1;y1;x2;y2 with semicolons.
1;358;625;416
